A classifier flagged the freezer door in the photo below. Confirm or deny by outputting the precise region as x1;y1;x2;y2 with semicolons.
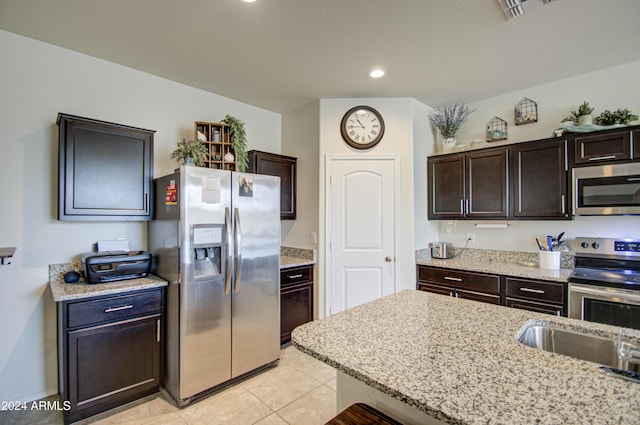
231;172;281;378
179;166;233;399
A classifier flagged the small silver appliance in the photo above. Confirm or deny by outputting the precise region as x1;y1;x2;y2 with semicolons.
429;242;454;259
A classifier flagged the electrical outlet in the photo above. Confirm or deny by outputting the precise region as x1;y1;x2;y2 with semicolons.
466;232;475;243
311;232;318;245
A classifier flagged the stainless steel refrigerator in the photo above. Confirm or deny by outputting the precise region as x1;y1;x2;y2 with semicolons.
149;165;280;406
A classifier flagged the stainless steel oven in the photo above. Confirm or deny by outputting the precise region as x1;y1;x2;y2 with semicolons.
572;162;640;215
568;237;640;329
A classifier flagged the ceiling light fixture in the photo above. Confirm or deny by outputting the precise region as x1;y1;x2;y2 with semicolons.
369;69;385;79
242;0;257;3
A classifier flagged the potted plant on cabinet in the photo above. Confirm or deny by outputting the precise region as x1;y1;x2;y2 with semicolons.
562;101;595;126
595;108;639;126
170;138;208;166
221;114;248;172
429;103;475;153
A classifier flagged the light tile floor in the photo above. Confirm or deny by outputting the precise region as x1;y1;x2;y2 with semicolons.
0;346;337;425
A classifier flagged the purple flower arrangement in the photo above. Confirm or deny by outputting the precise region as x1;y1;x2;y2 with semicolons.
429;103;475;139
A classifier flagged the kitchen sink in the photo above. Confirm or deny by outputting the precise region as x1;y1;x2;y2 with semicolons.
516;323;640;374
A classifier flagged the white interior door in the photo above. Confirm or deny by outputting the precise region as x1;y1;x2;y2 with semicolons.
328;157;396;315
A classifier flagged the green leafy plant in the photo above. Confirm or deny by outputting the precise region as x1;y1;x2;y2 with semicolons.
221;114;248;172
429;103;475;139
170;138;208;166
595;108;639;126
562;101;594;123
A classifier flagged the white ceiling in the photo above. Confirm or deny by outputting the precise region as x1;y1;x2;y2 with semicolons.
1;0;639;114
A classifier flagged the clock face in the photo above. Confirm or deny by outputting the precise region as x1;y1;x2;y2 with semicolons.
340;106;385;150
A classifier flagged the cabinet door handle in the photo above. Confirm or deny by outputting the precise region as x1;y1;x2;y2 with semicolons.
628;177;640;182
288;274;303;279
449;291;454;297
460;199;464;216
444;276;463;282
588;155;616;161
465;199;470;215
156;319;161;342
520;287;545;294
104;304;133;313
561;194;565;214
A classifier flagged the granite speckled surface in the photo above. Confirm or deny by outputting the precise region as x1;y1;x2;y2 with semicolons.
416;248;573;283
280;246;316;269
49;263;167;302
292;290;640;425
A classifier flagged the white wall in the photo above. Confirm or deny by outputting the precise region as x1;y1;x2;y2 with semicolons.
0;30;281;403
318;98;431;317
412;99;440;252
281;101;320;250
417;60;640;252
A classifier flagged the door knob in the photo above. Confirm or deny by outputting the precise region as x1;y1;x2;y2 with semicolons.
385;256;392;262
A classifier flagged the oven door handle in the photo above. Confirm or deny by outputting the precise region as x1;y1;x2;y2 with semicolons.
569;284;640;303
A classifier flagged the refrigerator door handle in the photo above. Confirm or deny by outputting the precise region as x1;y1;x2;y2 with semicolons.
224;207;232;295
233;207;242;293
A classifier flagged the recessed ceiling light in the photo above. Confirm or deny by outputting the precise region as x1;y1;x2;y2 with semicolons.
369;69;385;79
242;0;257;3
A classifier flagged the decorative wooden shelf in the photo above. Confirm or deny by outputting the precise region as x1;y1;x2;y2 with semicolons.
515;97;538;126
194;121;236;171
486;116;508;142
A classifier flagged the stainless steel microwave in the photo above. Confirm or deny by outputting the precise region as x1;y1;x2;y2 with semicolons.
573;162;640;215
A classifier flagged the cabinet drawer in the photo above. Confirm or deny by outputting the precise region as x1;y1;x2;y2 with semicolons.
418;282;455;297
505;298;564;316
66;290;163;328
574;130;632;165
505;278;564;304
417;266;500;295
281;266;312;287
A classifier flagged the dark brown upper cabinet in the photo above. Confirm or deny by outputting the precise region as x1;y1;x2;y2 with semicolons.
428;147;509;220
427;153;465;219
633;130;640;159
512;138;570;219
247;150;297;219
57;113;154;221
573;128;632;166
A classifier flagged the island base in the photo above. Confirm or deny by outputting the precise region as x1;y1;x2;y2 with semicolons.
336;371;446;425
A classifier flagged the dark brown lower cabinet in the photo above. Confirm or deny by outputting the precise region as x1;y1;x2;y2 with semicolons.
281;266;313;344
416;266;501;305
504;277;565;316
416;265;567;316
58;288;164;424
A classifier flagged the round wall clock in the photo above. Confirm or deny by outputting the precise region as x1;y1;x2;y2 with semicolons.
340;105;385;150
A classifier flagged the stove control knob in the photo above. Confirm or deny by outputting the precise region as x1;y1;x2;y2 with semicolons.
581;241;589;249
592;242;600;249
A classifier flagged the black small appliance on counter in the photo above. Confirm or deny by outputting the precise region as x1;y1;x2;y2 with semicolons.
81;250;152;284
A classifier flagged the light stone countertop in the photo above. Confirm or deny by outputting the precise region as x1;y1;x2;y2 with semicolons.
280;246;316;269
292;290;640;425
416;257;572;283
280;255;315;269
415;247;573;283
49;263;167;302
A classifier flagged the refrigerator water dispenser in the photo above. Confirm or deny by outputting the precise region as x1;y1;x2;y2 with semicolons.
190;224;223;280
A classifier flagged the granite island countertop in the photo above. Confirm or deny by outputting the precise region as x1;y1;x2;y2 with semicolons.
49;263;167;302
292;290;640;425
